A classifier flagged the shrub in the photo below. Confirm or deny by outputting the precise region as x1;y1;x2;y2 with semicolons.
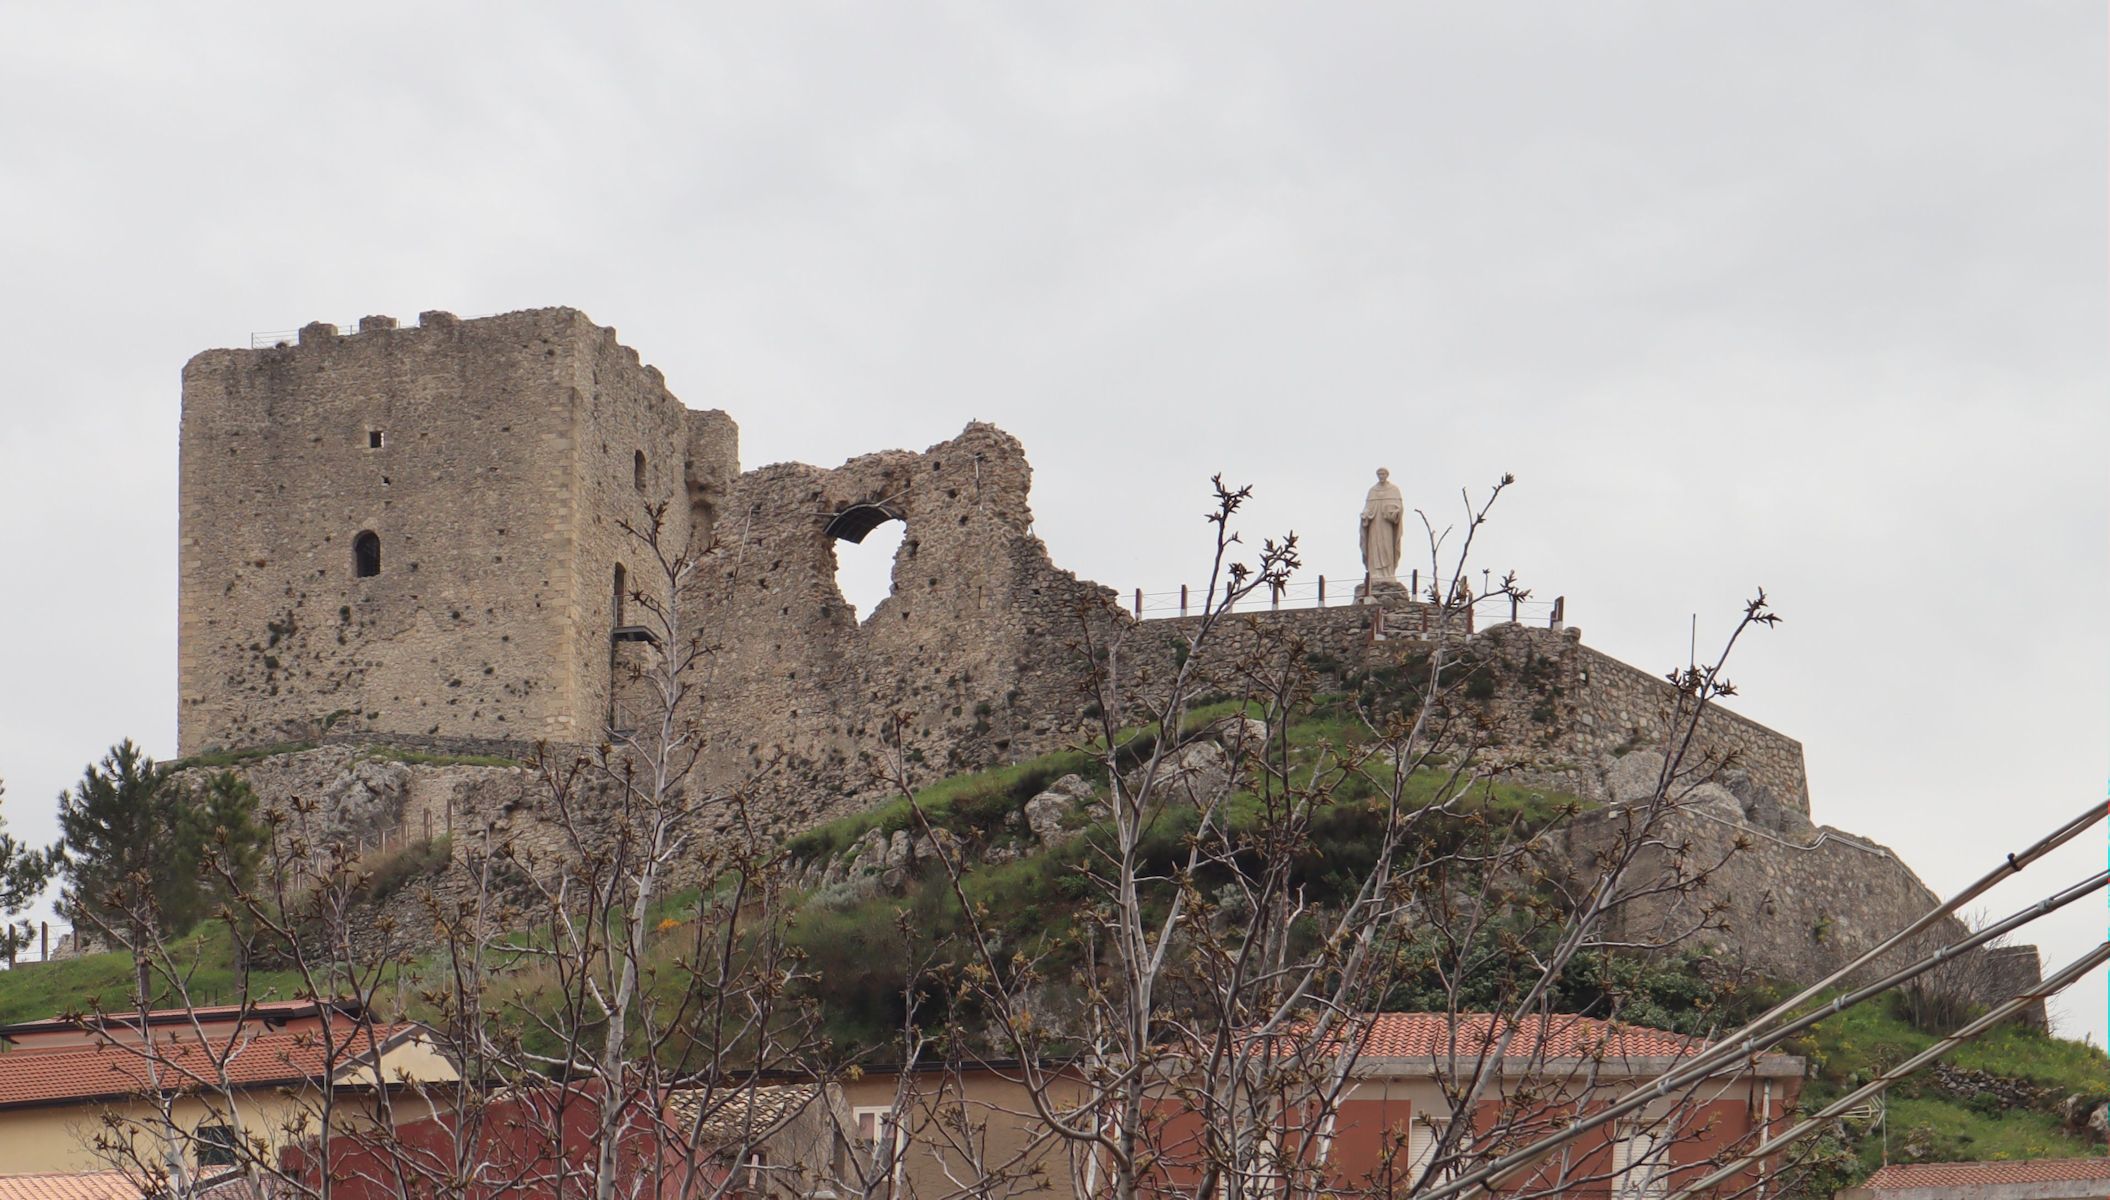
358;836;453;906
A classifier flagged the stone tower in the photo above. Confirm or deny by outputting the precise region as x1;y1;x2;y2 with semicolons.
177;308;736;755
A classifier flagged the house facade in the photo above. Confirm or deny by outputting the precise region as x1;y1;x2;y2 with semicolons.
0;1001;456;1176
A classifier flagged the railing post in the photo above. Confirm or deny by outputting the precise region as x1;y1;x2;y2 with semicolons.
1510;594;1519;623
1410;568;1419;598
1134;588;1142;618
1270;582;1281;610
1551;595;1565;629
1180;584;1188;616
1317;575;1326;607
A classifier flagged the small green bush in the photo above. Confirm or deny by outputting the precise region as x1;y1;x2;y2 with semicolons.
358;836;453;906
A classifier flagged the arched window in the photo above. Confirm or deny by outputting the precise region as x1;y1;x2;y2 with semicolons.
826;504;907;623
353;531;381;578
633;450;647;491
612;564;627;626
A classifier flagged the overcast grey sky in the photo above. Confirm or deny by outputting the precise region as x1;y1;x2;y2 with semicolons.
2;3;2104;1038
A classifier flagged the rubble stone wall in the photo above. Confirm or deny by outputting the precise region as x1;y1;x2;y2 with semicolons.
178;308;709;754
1568;805;2044;1026
176;305;2022;1010
684;422;1122;833
1137;601;1810;814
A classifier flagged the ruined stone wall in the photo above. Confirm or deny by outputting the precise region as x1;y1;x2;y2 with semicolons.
1137;602;1811;814
1567;806;2043;1025
682;423;1121;832
171;303;2029;1012
177;310;1113;822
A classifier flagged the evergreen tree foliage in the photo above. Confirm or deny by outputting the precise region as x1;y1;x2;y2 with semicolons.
0;778;56;961
55;741;263;947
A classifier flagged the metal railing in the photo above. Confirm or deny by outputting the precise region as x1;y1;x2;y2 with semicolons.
1127;568;1565;629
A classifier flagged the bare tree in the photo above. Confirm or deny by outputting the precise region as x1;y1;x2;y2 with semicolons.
64;503;842;1200
58;475;2091;1200
861;475;1790;1200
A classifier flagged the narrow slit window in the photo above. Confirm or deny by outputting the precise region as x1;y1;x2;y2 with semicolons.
353;531;381;578
368;430;383;449
633;450;647;491
612;564;626;626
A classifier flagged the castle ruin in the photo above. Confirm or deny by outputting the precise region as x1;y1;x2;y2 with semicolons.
175;306;2038;1011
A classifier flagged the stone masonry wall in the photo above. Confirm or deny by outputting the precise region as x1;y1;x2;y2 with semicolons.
176;305;2026;1009
681;423;1123;832
1567;805;2043;1025
1136;599;1810;814
181;311;592;751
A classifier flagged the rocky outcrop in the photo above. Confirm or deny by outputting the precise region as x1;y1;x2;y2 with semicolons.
1023;774;1096;846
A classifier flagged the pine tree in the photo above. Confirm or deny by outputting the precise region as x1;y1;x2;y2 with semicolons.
55;740;197;948
185;769;266;914
0;778;56;962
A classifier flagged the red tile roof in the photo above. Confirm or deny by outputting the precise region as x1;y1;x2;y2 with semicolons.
0;1022;420;1109
0;1173;138;1200
1863;1159;2110;1191
1348;1012;1711;1061
0;999;359;1037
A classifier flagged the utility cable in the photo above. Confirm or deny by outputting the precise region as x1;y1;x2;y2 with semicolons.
1665;939;2110;1200
1414;801;2108;1200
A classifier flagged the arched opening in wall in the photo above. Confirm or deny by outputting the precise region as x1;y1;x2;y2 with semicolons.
612;564;627;627
352;531;381;578
828;504;906;624
634;450;647;491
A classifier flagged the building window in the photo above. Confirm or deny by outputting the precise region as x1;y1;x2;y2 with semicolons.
1408;1116;1455;1183
195;1123;238;1167
1612;1126;1669;1200
854;1105;902;1185
612;564;627;626
353;531;381;578
368;430;383;449
634;449;647;491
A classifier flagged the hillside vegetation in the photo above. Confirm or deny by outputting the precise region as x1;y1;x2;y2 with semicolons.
3;699;2099;1188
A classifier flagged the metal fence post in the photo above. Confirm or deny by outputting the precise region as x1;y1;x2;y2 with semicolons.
1318;576;1326;607
1180;584;1188;616
1133;588;1142;618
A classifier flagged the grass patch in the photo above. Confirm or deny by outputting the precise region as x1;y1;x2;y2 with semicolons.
1795;989;2108;1185
1880;1097;2097;1163
784;748;1100;862
0;923;315;1022
167;741;316;770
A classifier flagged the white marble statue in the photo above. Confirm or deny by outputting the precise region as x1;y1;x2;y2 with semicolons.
1359;467;1405;586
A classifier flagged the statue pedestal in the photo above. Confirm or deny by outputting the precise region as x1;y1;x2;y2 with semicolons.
1353;578;1413;606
